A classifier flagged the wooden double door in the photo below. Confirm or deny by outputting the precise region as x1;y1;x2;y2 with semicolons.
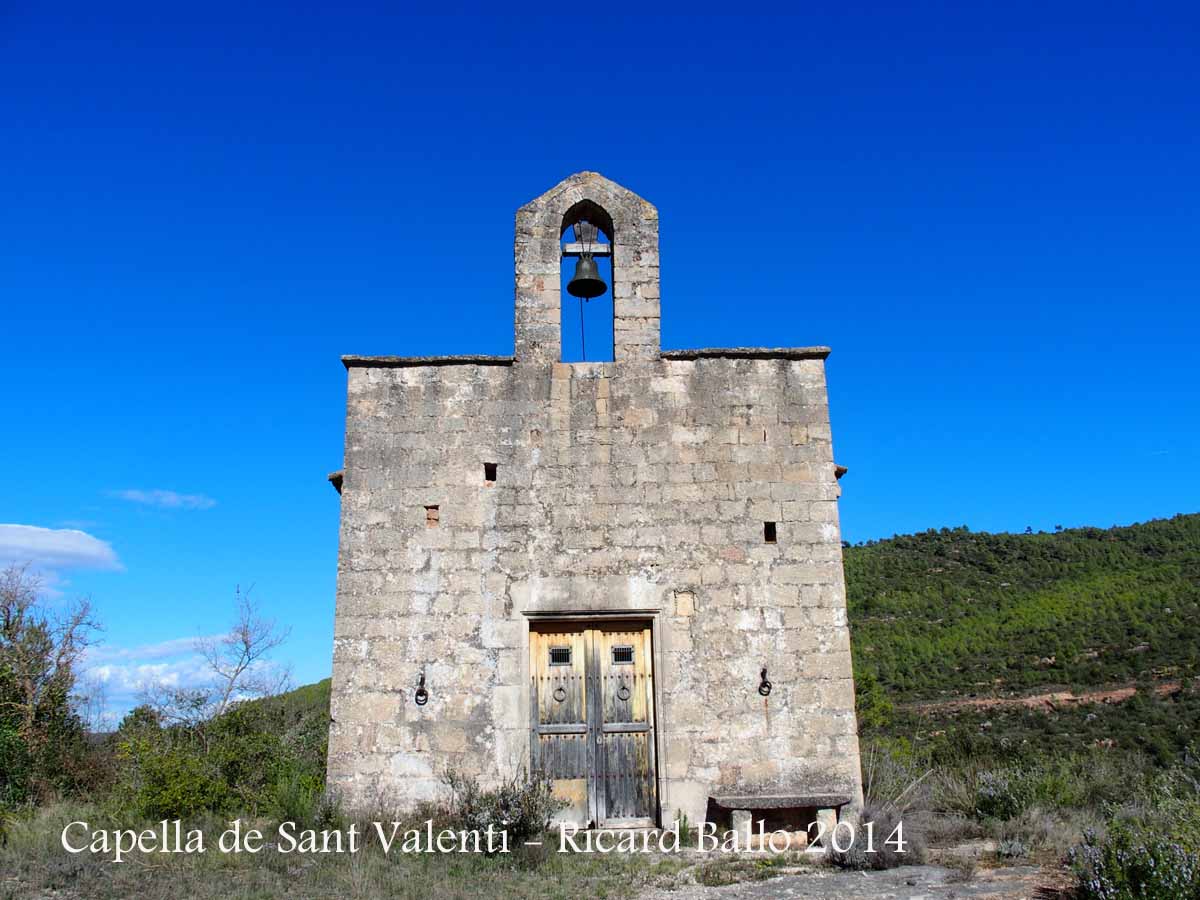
530;622;658;827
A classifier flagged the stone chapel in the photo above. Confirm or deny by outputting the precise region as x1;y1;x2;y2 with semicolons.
327;172;863;831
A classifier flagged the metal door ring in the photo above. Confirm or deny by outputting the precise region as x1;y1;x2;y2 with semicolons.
414;672;429;706
617;684;631;701
758;667;772;697
553;686;567;703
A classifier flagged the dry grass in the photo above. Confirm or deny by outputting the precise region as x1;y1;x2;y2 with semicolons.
854;740;1128;871
860;743;934;813
0;802;688;900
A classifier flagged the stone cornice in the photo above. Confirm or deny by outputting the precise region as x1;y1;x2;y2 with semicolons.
341;347;831;368
341;355;515;369
660;347;831;361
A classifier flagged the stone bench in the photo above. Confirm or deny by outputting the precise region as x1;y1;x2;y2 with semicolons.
709;794;854;847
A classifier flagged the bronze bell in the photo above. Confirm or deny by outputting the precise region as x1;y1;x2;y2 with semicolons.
567;255;606;299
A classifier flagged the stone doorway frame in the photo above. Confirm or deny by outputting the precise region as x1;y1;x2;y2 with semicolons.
524;609;666;828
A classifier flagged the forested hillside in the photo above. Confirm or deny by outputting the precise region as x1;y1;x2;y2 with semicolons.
844;513;1200;700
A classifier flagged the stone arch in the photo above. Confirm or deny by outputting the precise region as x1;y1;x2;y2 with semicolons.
560;199;616;362
514;172;660;364
560;199;614;241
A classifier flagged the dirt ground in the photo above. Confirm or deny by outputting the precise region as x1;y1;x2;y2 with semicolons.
640;863;1064;900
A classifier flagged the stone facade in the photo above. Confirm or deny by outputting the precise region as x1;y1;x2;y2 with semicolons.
328;172;863;827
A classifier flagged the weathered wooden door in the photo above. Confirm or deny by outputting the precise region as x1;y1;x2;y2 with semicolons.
530;623;657;827
529;627;590;823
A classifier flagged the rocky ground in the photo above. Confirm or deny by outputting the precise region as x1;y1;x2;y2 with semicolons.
641;863;1065;900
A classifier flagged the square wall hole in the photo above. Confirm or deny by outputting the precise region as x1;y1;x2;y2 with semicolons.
764;521;777;543
425;505;440;527
484;462;498;484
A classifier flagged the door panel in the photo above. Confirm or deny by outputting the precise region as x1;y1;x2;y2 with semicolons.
530;630;589;823
530;622;657;827
596;628;656;824
533;630;586;728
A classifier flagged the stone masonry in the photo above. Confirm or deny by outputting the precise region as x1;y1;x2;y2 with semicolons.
327;172;863;827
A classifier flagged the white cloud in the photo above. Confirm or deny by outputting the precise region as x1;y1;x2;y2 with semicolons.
83;633;287;723
86;634;224;665
109;489;217;510
0;524;122;572
83;636;217;721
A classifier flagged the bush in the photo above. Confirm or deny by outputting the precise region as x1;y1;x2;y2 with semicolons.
996;837;1029;860
443;768;562;853
859;739;932;811
931;766;1032;821
120;739;228;820
110;686;330;821
974;769;1034;820
268;768;341;830
1069;825;1200;900
826;804;926;870
205;706;282;806
1142;751;1200;852
0;723;32;808
855;671;895;732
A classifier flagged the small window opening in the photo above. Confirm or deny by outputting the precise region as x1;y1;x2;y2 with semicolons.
549;646;571;666
611;645;634;665
484;462;498;484
425;505;439;527
764;521;777;543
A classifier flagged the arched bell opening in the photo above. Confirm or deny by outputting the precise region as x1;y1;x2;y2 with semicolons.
560;200;614;362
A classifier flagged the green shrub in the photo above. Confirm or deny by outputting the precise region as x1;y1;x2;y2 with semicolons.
1069;825;1200;900
1143;751;1200;852
110;686;330;821
126;743;228;819
267;768;340;830
974;769;1034;820
933;766;1036;821
854;671;895;732
932;750;1160;826
0;723;32;808
205;706;280;804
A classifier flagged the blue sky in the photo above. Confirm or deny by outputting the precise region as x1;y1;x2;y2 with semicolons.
2;4;1197;717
